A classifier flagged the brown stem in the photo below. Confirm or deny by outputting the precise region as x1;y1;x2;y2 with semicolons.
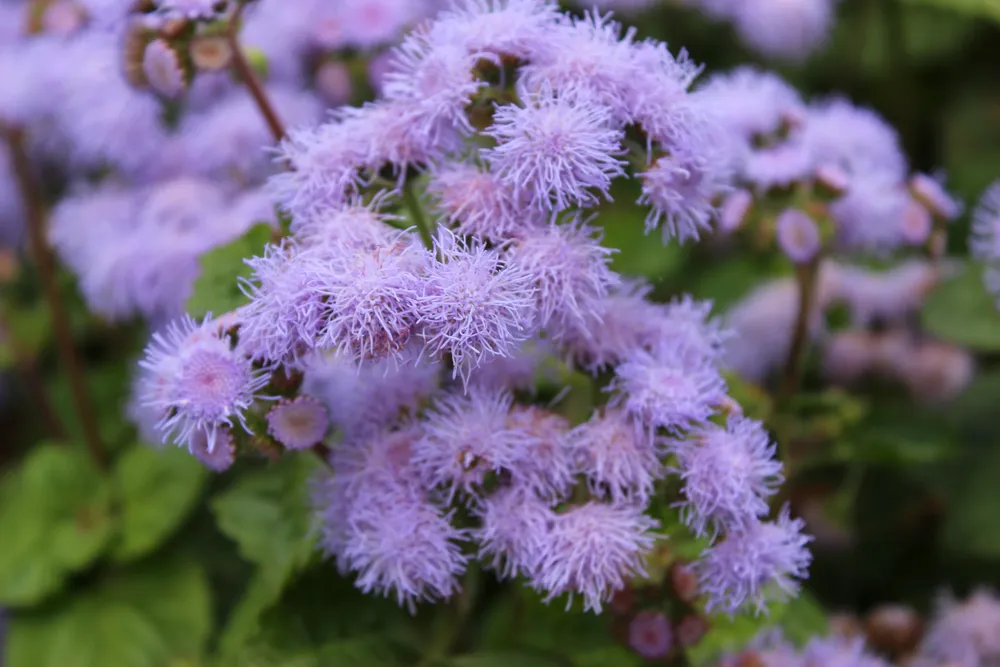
3;126;107;468
227;1;286;143
0;303;66;441
778;257;821;402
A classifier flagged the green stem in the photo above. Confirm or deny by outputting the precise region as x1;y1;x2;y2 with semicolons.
778;256;821;403
403;181;435;251
228;1;286;143
419;567;479;666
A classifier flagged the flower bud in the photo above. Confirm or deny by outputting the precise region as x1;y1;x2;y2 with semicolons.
189;34;232;71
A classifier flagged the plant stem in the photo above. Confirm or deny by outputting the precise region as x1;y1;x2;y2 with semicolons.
227;1;286;143
778;257;821;403
0;303;66;441
3;126;107;469
418;567;479;666
402;180;435;251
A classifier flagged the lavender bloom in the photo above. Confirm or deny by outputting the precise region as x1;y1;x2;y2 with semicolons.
625;41;703;144
639;141;732;243
971;180;1000;262
142;39;186;99
506;406;576;501
609;348;727;433
719;189;753;232
698;67;806;142
417;229;538;384
329;0;431;51
696;507;812;616
138;315;268;453
742;141;814;191
474;484;555;579
670;416;784;537
155;0;225;20
801;98;908;183
910;172;963;221
238;241;331;366
468;338;555;394
569;408;662;504
189;426;237;472
483;89;626;212
429;0;561;61
775;208;821;263
301;348;441;439
316;235;428;363
427;163;541;241
629;610;673;659
915;589;1000;666
412;388;526;502
829;175;912;251
316;471;468;612
900;197;933;246
507;220;620;338
291;197;398;250
533;502;658;613
729;0;835;61
266;396;330;450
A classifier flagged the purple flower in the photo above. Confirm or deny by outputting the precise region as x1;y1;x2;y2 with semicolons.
412;388;526;502
328;0;430;51
639;140;733;243
155;0;224;20
291;196;398;250
430;0;561;60
428;162;541;241
483;89;626;212
917;589;1000;666
743;141;813;191
316;471;468;612
238;241;331;366
568;408;662;504
698;67;806;142
301;347;441;439
719;189;753;232
316;234;428;363
609;348;727;433
652;295;731;362
507;219;620;338
138;315;268;453
829;176;911;251
532;502;658;613
383;30;491;137
561;280;661;371
729;0;834;61
801;635;892;667
900;197;933;246
468;338;555;394
474;484;555;578
515;12;639;123
142;39;186;99
775;208;821;263
670;416;784;537
506;406;576;501
629;610;673;659
695;506;812;616
417;229;538;384
266;396;330;450
972;180;1000;262
802;98;907;183
625;41;703;144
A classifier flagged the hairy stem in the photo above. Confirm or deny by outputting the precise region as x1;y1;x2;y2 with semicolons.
227;1;286;143
403;180;435;251
778;256;821;404
3;126;107;468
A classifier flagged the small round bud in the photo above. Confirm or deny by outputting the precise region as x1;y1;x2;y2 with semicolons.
159;17;189;40
189;34;232;71
669;561;699;603
41;0;87;36
865;604;922;655
823;330;878;386
628;610;672;659
675;614;709;648
910;173;961;221
814;163;850;197
266;396;330;450
828;612;863;638
316;61;353;106
143;38;187;98
609;587;635;616
775;208;821;263
901;198;932;246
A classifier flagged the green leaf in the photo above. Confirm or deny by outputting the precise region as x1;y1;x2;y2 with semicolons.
6;557;212;667
899;0;1000;23
0;444;114;607
212;456;319;653
922;262;1000;350
941;444;1000;558
111;445;209;562
686;592;827;665
187;223;274;319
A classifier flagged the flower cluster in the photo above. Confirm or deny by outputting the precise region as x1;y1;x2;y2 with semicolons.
720;629;890;667
125;0;811;615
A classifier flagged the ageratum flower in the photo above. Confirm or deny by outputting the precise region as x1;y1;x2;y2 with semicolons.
568;408;662;504
429;0;561;60
266;396;330;450
696;506;812;615
474;484;555;579
506;406;576;501
775;208;821;263
138;315;268;454
142;39;186;99
427;162;540;241
483;88;626;212
971;180;1000;262
532;502;658;613
670;416;784;537
416;229;537;384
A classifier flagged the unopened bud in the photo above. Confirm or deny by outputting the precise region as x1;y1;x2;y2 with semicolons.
628;610;672;659
189;34;232;71
159;17;189;40
143;38;188;99
814;163;850;198
901;198;933;246
669;561;699;603
865;604;922;655
675;614;708;647
609;587;635;616
719;189;753;232
910;173;962;221
315;61;353;106
828;612;863;638
41;0;86;35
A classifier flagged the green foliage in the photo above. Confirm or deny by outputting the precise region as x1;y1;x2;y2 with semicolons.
5;556;212;667
445;651;572;667
187;223;274;319
111;445;209;562
211;456;320;654
0;444;114;607
900;0;1000;23
922;262;1000;350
